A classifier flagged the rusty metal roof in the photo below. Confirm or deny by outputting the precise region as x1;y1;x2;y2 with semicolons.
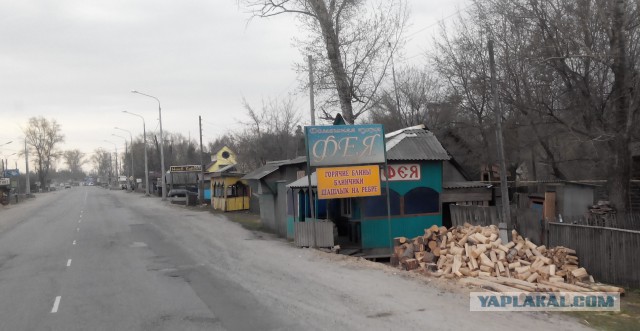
385;128;450;161
443;181;492;189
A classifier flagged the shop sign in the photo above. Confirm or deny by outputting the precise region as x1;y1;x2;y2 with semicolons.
169;165;202;172
317;165;381;199
387;164;421;181
305;124;385;166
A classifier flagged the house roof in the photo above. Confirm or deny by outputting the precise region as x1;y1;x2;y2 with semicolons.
287;172;317;189
443;181;492;189
385;125;450;161
241;156;307;181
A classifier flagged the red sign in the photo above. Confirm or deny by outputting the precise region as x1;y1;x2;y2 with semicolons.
387;164;420;181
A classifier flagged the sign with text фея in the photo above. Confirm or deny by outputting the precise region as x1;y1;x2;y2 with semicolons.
305;124;385;167
317;165;381;199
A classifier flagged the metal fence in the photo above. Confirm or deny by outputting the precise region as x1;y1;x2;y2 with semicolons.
294;220;334;248
549;222;640;288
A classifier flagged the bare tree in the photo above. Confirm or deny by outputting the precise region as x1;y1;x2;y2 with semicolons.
91;148;112;184
242;0;408;123
24;117;65;190
63;149;86;179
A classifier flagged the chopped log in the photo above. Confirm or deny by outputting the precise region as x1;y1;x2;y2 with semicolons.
393;237;407;246
449;246;464;256
571;268;589;280
477;271;492;277
514;241;524;251
429;224;439;233
538;280;591;292
481;276;538;292
457;234;469;247
526;272;539;283
515;266;531;274
428;240;438;251
518;259;531;266
473;233;490;244
549;264;556;276
574;282;625;295
390;255;400;267
497;250;506;261
479;253;494;268
431;247;441;257
471;245;488;259
480;265;493;273
508;262;521;270
504;241;516;249
453;255;463;276
506;248;518;263
524;249;533;259
414;251;426;261
425;263;438;272
423;252;436;263
438;226;448;235
469;256;479;270
400;244;414;259
459;277;527;293
459;267;471;276
403;258;419;271
489;251;498;263
536;245;547;254
437;255;447;269
548;276;565;283
440;235;448;248
496;260;505;273
525;239;537;250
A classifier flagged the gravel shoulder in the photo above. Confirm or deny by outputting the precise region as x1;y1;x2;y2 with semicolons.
114;190;593;331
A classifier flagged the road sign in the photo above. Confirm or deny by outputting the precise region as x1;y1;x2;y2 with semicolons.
0;178;9;186
169;165;202;172
317;165;381;199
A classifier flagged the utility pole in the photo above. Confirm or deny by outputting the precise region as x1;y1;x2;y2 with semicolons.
389;42;402;116
308;55;315;125
198;115;204;204
25;141;30;196
488;39;511;224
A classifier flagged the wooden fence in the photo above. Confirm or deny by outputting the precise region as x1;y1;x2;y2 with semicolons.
294;220;334;248
548;223;640;288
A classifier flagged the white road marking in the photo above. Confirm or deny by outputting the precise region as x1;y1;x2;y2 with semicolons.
78;219;81;223
76;228;80;232
51;296;61;313
73;240;76;245
66;259;72;267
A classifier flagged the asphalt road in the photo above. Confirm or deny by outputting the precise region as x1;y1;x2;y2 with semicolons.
0;187;285;331
0;187;593;331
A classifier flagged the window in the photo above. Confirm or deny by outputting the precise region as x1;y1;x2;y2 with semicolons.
404;187;440;215
341;198;352;217
363;189;401;217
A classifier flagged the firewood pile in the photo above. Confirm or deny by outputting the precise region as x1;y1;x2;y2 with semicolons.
391;223;624;294
588;200;615;215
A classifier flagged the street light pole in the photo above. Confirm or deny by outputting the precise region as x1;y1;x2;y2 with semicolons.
123;111;149;196
115;127;134;190
104;140;118;188
132;90;166;201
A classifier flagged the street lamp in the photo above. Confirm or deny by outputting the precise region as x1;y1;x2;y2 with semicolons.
0;141;12;147
123;111;149;196
112;134;129;189
104;140;118;188
131;90;166;201
114;127;134;189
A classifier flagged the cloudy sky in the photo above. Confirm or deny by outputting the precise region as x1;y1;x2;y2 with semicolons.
0;0;468;172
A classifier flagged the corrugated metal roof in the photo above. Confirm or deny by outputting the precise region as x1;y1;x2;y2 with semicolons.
242;163;281;180
443;181;492;189
287;172;317;189
242;156;307;180
386;129;450;161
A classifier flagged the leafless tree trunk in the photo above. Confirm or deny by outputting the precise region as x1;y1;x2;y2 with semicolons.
24;117;65;190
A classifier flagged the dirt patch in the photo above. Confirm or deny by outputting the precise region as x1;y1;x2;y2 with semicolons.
209;209;263;231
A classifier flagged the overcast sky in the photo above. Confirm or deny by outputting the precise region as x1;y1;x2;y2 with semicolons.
0;0;468;172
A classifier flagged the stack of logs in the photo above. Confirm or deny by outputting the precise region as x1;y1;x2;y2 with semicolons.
391;223;624;294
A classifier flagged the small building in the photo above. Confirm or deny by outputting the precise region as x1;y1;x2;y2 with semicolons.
210;164;250;212
241;156;306;237
203;146;237;204
286;125;451;255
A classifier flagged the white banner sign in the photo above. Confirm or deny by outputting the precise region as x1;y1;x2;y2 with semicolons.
386;164;421;181
0;178;9;186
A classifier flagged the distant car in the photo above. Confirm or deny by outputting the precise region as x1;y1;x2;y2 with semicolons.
65;184;71;189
